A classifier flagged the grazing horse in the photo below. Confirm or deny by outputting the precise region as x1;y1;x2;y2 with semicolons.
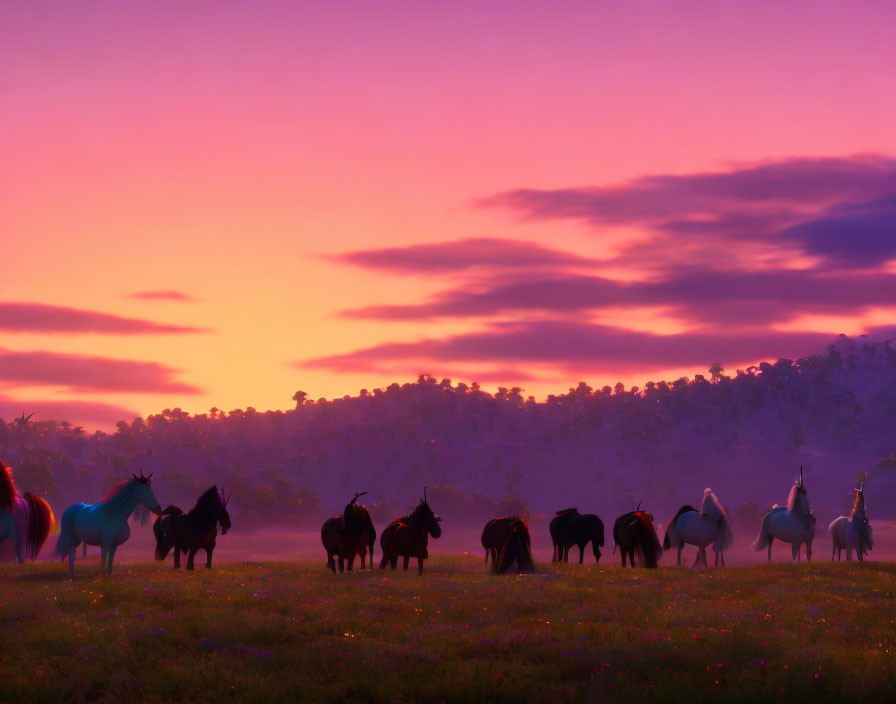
613;508;662;568
0;460;55;563
493;517;534;574
379;488;442;574
54;471;162;577
663;489;735;568
549;508;605;564
829;475;873;561
752;467;816;564
154;486;231;569
321;491;377;572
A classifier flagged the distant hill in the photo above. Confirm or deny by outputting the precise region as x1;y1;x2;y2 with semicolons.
3;334;896;526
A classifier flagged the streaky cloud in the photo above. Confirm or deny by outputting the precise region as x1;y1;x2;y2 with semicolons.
127;290;197;302
329;237;602;274
0;348;202;394
0;302;207;334
300;320;893;373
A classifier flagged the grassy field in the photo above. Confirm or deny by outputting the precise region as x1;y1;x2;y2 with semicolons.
1;557;895;703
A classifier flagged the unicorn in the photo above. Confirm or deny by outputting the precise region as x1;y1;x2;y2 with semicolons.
828;474;873;561
751;467;816;564
54;470;162;577
663;488;734;568
0;460;55;563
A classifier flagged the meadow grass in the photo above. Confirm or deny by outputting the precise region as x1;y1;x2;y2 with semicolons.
1;556;894;703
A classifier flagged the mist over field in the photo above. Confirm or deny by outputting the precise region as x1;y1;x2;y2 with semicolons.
3;333;896;564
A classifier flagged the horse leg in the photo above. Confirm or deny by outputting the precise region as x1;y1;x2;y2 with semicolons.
174;547;181;569
418;557;424;575
347;555;355;572
337;556;345;573
806;541;812;562
390;555;398;569
403;556;410;571
620;547;627;567
767;537;773;563
847;547;852;562
82;543;88;559
677;544;683;566
107;545;118;573
379;554;389;570
791;543;799;564
551;543;557;563
100;546;108;573
67;547;77;579
187;548;198;570
720;550;725;567
578;544;585;564
327;554;336;572
206;548;213;568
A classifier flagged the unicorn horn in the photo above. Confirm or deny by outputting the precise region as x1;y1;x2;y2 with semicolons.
799;466;804;488
424;486;427;503
636;499;642;511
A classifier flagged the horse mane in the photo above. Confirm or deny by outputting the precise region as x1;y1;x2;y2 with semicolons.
100;479;138;506
850;490;864;519
555;507;578;517
633;512;662;568
190;485;222;515
786;483;803;512
0;460;16;509
701;489;725;516
495;518;534;574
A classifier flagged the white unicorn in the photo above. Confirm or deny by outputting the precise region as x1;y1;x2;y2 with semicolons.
751;467;816;564
828;474;873;561
662;488;734;568
54;471;162;577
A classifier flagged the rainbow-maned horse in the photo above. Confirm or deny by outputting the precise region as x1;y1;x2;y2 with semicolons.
0;460;55;563
54;471;162;577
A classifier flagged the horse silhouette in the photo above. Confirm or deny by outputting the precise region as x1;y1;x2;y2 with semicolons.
0;460;55;563
153;486;231;569
550;508;604;563
613;508;662;568
321;491;376;572
379;489;441;575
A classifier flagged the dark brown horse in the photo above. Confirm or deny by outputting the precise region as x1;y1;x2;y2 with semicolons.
321;491;376;573
550;508;605;563
481;517;515;566
153;486;231;570
379;489;441;574
613;508;662;568
493;517;534;574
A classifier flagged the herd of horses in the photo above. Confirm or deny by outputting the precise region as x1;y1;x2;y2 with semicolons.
0;460;876;578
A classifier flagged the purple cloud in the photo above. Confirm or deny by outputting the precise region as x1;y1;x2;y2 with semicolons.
478;155;896;225
329;237;601;273
0;349;202;394
340;270;896;325
127;290;197;302
0;302;206;334
300;321;885;374
0;394;136;430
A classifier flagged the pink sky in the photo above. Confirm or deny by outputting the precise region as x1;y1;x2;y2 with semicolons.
3;1;896;428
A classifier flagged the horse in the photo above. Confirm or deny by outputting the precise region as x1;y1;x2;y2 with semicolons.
613;508;662;568
828;475;873;561
321;491;377;573
663;488;735;568
481;517;514;566
54;470;162;577
751;467;816;564
153;486;231;569
492;517;534;574
0;460;55;563
379;488;441;574
549;507;605;563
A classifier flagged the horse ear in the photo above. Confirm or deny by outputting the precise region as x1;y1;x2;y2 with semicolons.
131;473;138;480
147;473;153;480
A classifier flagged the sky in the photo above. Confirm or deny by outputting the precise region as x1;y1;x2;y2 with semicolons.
2;0;896;429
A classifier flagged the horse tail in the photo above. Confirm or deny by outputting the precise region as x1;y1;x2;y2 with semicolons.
860;521;874;556
751;511;772;551
593;516;605;547
496;522;534;574
634;514;661;568
364;511;376;567
23;492;54;561
53;505;80;561
714;511;734;553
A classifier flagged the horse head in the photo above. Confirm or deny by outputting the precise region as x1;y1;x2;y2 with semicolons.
218;489;232;534
417;493;442;539
133;475;162;515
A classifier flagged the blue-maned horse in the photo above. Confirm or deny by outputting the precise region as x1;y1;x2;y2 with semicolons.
828;475;873;561
663;488;734;568
54;471;162;577
0;460;56;563
751;467;816;564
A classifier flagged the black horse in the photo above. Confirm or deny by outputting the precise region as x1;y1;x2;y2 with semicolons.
379;488;442;574
153;486;231;570
321;491;376;573
613;508;662;568
493;517;535;574
550;508;605;563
